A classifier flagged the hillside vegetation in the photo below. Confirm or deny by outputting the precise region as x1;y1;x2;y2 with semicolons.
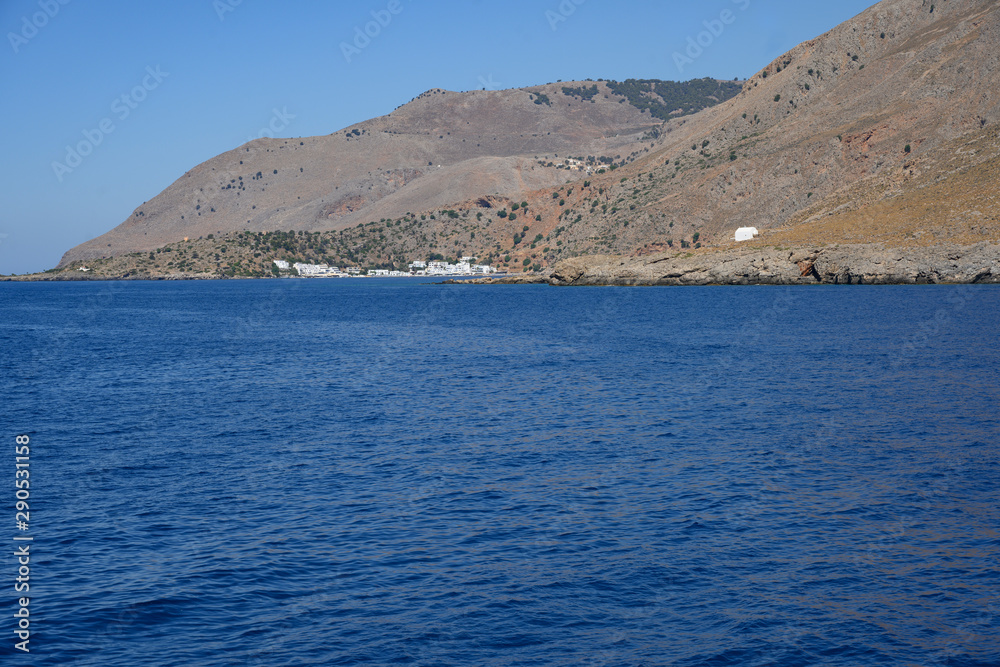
605;78;743;120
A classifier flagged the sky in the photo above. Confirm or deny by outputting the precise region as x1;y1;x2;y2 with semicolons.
0;0;878;275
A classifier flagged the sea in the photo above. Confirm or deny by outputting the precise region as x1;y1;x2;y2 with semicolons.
1;279;998;666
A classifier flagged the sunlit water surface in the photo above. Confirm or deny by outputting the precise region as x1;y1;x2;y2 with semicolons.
2;280;998;666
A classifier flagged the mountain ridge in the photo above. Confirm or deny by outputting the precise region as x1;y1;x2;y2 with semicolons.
53;0;1000;278
57;78;740;267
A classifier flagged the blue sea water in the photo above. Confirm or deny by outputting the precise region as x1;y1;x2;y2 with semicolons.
1;279;999;666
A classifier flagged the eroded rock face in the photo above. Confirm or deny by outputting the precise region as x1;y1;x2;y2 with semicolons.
548;244;1000;286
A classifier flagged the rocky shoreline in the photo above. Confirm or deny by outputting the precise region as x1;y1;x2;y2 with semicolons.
546;243;1000;286
7;243;998;286
0;273;219;282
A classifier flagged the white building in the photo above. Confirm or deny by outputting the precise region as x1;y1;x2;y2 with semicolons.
419;260;498;276
735;227;760;242
471;265;497;275
273;260;290;270
294;263;342;276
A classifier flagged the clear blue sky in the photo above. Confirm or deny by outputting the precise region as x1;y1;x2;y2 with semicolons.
0;0;877;274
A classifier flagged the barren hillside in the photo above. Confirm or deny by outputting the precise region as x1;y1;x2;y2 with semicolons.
54;0;1000;278
58;79;739;266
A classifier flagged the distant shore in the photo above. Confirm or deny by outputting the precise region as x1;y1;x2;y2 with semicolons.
7;242;998;286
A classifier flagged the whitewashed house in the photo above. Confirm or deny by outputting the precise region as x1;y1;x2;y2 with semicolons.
294;263;338;277
735;227;760;242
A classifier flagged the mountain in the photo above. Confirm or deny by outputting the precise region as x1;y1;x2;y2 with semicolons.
56;79;740;267
54;0;1000;279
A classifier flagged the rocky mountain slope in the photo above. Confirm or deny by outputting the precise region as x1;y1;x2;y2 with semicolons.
53;0;1000;280
57;79;739;267
526;0;1000;259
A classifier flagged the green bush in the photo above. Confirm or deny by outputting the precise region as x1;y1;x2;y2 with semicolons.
561;84;599;101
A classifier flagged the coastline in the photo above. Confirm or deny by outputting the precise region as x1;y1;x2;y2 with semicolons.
6;242;999;286
545;242;1000;287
